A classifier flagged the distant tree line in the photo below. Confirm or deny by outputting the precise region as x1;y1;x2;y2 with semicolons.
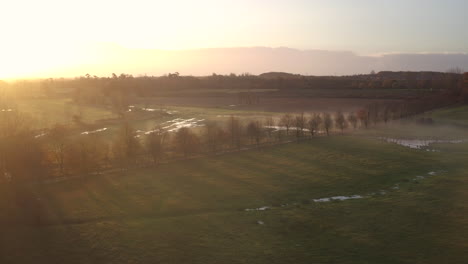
1;89;452;186
0;89;459;225
4;71;465;103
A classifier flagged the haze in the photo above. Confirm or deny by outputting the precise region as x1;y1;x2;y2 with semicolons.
1;0;468;78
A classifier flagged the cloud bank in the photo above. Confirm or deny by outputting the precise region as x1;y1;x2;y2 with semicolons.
52;46;468;77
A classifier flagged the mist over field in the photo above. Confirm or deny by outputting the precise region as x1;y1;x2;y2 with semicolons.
2;0;468;263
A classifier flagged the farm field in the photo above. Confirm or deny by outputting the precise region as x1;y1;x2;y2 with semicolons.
1;105;468;263
3;1;467;263
427;105;468;127
136;96;401;113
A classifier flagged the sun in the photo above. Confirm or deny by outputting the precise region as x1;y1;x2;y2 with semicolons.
0;40;92;79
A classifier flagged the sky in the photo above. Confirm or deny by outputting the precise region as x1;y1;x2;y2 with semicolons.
1;0;467;78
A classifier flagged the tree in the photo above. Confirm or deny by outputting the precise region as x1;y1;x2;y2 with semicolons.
246;120;263;148
109;91;130;118
275;126;284;142
228;116;242;150
357;109;369;128
307;113;322;137
347;112;358;129
0;112;48;225
65;135;106;175
146;127;167;165
264;117;275;139
294;112;306;140
204;121;225;153
279;113;293;136
4;130;48;183
447;67;463;74
368;103;380;126
323;113;333;136
48;124;70;175
174;127;200;158
382;105;390;124
112;122;140;167
334;111;347;133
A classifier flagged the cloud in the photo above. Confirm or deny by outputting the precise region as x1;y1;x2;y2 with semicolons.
29;45;468;77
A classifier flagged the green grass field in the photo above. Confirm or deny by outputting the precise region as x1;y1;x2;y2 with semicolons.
15;98;115;127
1;103;468;263
2;134;468;263
428;105;468;127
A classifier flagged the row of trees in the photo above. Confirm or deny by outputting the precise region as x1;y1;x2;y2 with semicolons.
1;84;460;186
0;110;368;186
5;71;464;104
0;92;458;224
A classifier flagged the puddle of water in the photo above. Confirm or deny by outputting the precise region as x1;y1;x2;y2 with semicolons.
264;126;311;132
143;118;204;134
141;108;156;112
313;195;364;203
35;132;47;138
81;128;108;135
144;129;160;135
245;206;270;211
162;118;205;132
245;170;441;209
381;138;465;149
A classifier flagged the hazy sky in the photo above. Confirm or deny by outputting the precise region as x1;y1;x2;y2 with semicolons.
1;0;467;78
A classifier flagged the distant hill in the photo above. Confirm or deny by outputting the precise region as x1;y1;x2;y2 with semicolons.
22;44;468;78
258;72;301;79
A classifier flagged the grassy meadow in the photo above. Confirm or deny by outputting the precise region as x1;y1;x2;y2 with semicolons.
1;94;468;263
2;127;468;263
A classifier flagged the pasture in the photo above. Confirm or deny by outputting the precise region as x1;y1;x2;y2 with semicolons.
1;93;468;263
2;129;468;263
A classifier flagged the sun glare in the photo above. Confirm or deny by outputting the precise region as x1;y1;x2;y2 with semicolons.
0;41;90;79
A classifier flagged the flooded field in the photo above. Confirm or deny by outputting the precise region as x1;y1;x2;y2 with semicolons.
381;137;466;150
137;96;400;113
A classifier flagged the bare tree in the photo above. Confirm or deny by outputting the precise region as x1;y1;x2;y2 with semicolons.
66;135;105;175
174;127;200;158
357;109;369;128
323;113;333;136
334;111;347;134
246;120;263;148
368;103;380;126
146;127;167;165
279;113;293;136
112;122;140;167
307;113;322;137
447;67;463;74
48;124;70;175
275;127;284;142
347;112;358;129
228;116;242;150
264;116;275;139
204;121;225;153
109;91;130;118
0;113;48;225
294;112;306;140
